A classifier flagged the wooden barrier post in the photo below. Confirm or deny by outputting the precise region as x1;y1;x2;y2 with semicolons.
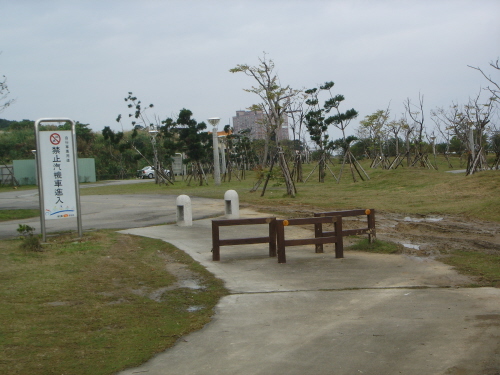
211;217;277;261
315;217;344;258
277;216;342;264
276;220;286;264
315;209;375;252
334;217;344;258
269;218;277;257
366;209;376;243
212;220;221;261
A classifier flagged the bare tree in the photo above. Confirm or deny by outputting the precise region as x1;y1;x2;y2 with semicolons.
1;53;15;113
404;93;426;155
286;91;309;182
230;54;298;164
430;112;454;168
386;117;406;156
468;58;500;101
432;92;496;174
230;53;299;196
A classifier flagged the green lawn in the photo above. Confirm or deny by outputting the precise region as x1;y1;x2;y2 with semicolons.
0;209;39;222
81;159;500;222
0;231;227;375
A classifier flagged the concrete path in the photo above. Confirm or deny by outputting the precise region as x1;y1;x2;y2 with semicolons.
118;209;500;375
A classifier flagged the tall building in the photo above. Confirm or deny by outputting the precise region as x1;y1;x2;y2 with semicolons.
232;110;289;141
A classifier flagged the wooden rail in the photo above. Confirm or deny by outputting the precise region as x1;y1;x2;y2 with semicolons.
276;216;343;263
314;209;376;253
211;217;277;261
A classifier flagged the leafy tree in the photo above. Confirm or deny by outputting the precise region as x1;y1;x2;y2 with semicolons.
358;109;390;159
304;81;360;182
171;108;211;186
350;138;369;159
56;121;95;156
100;126;134;179
0;118;15;130
332;136;358;157
234;130;259;175
303;84;333;182
159;116;179;169
448;136;466;156
0;120;35;162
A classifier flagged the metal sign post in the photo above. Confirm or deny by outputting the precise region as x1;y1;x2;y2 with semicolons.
34;118;83;241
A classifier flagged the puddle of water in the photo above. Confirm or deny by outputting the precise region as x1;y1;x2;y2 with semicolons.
402;243;420;250
178;279;203;290
404;216;443;223
426;217;444;222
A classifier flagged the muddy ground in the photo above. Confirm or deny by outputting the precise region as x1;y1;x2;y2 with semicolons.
245;203;500;282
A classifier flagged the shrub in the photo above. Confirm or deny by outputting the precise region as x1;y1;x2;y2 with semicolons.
17;224;42;252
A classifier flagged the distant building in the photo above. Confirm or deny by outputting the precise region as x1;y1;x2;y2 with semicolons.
232;110;289;141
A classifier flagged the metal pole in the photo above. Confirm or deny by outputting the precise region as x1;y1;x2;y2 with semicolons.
70;120;83;238
208;118;221;185
213;127;220;185
220;137;226;175
32;137;47;242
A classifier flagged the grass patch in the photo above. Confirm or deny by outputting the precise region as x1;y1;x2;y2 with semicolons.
0;185;37;193
348;238;401;254
0;230;228;375
0;209;39;222
439;250;500;287
80;158;500;222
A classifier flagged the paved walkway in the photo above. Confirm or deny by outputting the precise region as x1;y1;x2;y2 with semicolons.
118;209;500;375
0;185;223;239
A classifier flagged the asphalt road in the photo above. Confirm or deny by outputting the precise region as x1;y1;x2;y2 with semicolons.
0;179;225;239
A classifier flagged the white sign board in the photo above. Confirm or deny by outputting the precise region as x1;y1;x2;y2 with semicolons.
38;130;78;220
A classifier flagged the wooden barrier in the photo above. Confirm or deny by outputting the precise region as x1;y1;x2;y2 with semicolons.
314;209;376;253
211;217;277;261
276;216;343;264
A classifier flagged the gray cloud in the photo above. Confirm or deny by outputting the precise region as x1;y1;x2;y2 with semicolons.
1;0;499;142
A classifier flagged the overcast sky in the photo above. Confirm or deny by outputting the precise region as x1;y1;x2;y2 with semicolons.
1;0;499;141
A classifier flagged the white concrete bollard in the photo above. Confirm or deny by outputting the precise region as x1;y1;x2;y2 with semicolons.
224;190;239;219
176;195;192;226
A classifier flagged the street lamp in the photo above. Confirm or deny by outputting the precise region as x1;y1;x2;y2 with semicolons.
208;117;221;185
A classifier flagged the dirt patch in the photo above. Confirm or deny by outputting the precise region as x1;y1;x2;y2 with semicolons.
378;212;500;257
246;203;500;258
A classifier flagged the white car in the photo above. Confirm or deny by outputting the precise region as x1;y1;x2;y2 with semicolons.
139;166;155;179
138;166;171;179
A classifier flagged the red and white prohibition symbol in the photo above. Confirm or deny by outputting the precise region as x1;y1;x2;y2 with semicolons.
50;133;61;145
